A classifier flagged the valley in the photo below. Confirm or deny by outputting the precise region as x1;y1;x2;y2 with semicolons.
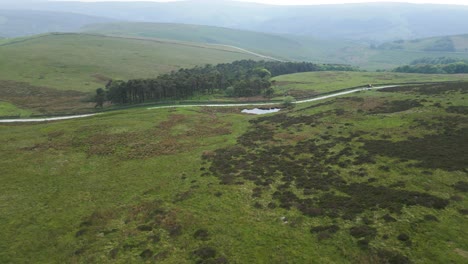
0;1;467;263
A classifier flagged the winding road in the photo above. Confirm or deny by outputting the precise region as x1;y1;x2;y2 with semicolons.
0;85;398;123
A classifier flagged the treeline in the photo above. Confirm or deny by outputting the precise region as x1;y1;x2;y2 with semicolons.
393;57;468;74
101;60;357;105
410;57;467;65
393;63;468;74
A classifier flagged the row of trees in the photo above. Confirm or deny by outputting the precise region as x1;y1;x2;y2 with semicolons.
99;60;357;105
393;62;468;74
409;57;467;65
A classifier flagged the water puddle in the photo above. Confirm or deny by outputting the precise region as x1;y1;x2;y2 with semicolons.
241;108;280;115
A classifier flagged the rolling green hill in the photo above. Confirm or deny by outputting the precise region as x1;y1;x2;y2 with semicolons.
81;22;299;60
0;33;261;92
81;22;361;64
80;22;468;70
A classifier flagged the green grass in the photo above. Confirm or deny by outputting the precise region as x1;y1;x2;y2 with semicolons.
272;71;468;97
0;101;32;117
0;81;467;263
0;33;260;92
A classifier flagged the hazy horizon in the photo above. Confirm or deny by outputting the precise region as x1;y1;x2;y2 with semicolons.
41;0;468;6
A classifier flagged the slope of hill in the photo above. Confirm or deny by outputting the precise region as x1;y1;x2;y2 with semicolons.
80;22;468;70
0;9;114;37
378;34;468;52
16;1;468;42
0;33;262;92
81;22;360;63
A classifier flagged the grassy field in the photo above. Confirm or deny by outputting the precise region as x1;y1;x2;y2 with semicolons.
0;101;32;117
272;71;468;98
0;81;466;263
0;33;260;92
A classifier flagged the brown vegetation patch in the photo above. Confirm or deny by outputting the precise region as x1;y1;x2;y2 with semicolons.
198;106;243;115
0;80;94;115
369;99;422;114
28;113;232;159
73;200;191;262
91;73;112;83
446;106;468;115
339;96;386;112
287;89;320;99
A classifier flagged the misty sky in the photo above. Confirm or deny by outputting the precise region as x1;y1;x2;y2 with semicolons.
46;0;468;5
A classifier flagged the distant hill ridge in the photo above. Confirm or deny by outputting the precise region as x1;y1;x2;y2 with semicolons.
80;22;468;70
0;9;114;37
4;1;468;41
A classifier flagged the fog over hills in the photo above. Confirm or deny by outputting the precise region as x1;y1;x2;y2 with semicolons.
0;10;114;37
3;0;468;42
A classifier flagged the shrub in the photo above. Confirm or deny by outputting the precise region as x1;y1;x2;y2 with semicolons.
282;96;296;108
349;225;377;239
194;229;210;241
397;233;410;241
193;246;217;260
140;249;153;260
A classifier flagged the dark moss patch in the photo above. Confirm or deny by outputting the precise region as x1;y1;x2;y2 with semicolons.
349;225;377;239
148;234;161;243
369;99;422;114
75;229;86;237
137;225;153;232
310;225;340;234
446;106;468;115
297;101;335;112
250;111;329;129
357;239;370;249
109;248;119;259
311;225;340;240
194;229;210;241
453;181;468;192
154;251;170;261
140;249;153;260
382;214;397;222
193;246;217;261
423;214;439;222
375;249;412;264
363;128;468;171
397;233;410;241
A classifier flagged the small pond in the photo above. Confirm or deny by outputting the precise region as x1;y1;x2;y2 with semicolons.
241;108;280;115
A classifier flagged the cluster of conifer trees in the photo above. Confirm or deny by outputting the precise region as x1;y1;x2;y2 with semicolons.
101;60;356;105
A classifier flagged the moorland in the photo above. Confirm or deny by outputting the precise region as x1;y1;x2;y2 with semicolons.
0;1;467;263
